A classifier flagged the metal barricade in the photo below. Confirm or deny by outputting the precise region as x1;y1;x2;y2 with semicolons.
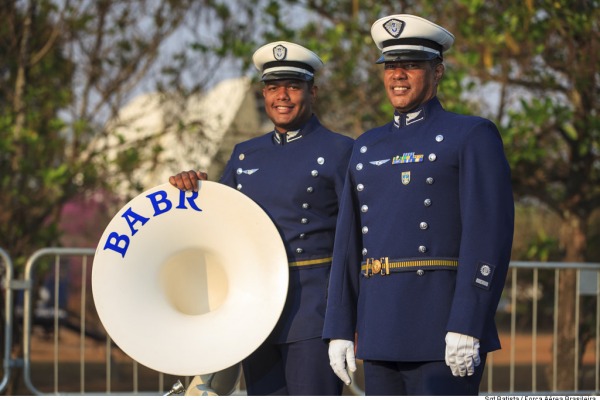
2;248;600;395
347;261;600;396
0;248;15;394
482;261;600;395
20;247;189;395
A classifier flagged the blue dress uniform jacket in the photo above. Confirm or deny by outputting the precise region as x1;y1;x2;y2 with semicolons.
323;97;514;362
220;114;353;344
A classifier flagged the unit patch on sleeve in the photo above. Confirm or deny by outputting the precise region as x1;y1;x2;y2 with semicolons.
473;261;496;290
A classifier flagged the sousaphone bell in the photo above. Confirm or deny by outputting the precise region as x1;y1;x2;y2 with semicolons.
92;181;289;391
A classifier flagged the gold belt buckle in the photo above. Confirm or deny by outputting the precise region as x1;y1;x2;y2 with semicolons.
364;257;390;277
372;259;382;275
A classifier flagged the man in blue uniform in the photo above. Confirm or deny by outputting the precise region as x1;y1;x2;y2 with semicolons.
323;14;514;395
170;41;353;395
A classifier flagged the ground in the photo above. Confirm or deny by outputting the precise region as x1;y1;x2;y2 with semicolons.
6;328;597;395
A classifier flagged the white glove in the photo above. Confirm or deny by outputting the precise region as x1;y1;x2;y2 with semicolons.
328;339;357;385
445;332;481;377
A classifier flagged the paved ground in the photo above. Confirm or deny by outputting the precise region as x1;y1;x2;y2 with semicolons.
6;328;599;395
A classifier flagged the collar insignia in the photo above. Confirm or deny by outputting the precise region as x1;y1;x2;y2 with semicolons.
286;130;302;142
406;109;424;125
274;129;302;144
394;107;425;128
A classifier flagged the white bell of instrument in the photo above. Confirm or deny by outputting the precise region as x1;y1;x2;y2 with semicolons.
92;181;288;377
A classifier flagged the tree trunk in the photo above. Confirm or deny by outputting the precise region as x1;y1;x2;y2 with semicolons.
12;1;33;137
555;213;586;390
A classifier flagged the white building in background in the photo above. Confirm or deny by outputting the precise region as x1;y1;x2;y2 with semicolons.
103;76;269;197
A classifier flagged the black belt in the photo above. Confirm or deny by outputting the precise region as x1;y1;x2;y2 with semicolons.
361;257;458;277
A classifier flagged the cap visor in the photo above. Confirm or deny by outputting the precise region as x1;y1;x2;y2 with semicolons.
261;71;313;82
376;50;439;64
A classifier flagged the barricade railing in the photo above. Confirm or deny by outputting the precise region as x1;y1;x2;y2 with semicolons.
482;261;600;395
0;248;15;394
348;261;600;396
15;247;192;395
1;248;599;395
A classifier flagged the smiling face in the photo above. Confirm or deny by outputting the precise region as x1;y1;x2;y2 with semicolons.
383;60;444;113
262;79;316;132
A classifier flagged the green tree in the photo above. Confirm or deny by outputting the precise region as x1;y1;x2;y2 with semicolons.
0;0;264;268
0;0;263;394
433;1;599;390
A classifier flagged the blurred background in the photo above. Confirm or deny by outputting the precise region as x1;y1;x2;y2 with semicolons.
0;0;599;395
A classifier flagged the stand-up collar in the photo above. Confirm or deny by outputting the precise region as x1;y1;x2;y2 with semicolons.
272;114;318;145
393;97;441;129
274;128;302;144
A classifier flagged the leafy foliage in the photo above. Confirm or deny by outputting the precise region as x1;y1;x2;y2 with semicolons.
0;0;261;268
255;0;600;260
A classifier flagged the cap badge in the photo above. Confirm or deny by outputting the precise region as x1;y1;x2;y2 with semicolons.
273;44;287;60
383;18;405;38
